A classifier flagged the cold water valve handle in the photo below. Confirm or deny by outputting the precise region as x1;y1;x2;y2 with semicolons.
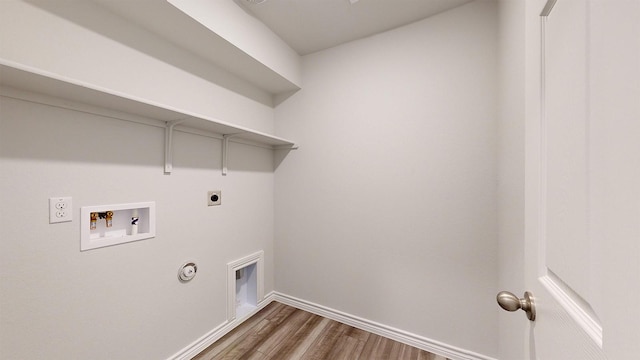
497;291;536;321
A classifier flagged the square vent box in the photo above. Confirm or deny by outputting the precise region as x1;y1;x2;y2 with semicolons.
235;263;258;319
227;251;264;321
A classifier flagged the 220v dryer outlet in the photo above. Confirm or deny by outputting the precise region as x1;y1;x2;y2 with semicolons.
208;191;221;206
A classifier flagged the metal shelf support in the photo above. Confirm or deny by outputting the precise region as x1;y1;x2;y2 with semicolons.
222;133;242;176
164;119;187;174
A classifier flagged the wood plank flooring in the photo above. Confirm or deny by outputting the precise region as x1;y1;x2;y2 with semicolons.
193;302;449;360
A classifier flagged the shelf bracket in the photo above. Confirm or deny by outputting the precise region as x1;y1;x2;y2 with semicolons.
222;133;242;176
164;119;187;174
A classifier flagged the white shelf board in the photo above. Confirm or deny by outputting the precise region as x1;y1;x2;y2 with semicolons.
92;0;301;95
0;61;297;149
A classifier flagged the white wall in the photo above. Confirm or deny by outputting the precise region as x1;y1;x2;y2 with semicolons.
496;0;526;358
274;1;499;357
0;1;520;359
0;1;278;359
0;0;275;131
0;95;276;360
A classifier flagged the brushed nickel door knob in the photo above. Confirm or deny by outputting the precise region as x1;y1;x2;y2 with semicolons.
497;291;536;321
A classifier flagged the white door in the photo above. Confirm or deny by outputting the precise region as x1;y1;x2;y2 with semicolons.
517;0;640;359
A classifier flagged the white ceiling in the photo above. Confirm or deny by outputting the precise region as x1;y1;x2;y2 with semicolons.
236;0;473;55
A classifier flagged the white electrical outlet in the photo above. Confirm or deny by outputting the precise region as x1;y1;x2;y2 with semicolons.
49;197;72;223
207;190;221;206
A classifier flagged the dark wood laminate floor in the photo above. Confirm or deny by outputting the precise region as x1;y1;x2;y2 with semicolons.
193;301;449;360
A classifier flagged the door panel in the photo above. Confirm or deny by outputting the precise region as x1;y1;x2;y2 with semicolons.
533;0;605;356
544;0;591;302
524;0;640;358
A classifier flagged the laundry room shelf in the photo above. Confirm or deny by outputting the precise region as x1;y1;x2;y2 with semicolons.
0;60;298;175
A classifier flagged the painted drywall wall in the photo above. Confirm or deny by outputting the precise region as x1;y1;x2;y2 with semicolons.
0;95;276;360
0;1;279;359
496;0;526;358
274;1;499;357
0;0;275;131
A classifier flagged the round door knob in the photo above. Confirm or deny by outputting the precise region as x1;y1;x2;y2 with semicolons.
497;291;536;321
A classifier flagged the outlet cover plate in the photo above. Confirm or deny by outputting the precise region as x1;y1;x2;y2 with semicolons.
208;190;221;206
49;197;72;223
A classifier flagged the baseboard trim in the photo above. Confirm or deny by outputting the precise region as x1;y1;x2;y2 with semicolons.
167;291;496;360
166;292;277;360
272;292;497;360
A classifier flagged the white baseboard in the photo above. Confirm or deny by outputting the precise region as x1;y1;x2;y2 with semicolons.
166;292;277;360
272;292;497;360
167;291;496;360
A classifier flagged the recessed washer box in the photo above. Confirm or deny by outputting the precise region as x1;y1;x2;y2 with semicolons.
80;202;155;251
